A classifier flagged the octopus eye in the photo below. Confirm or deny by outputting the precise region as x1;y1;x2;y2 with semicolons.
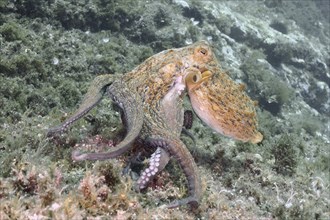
192;74;198;82
199;48;208;55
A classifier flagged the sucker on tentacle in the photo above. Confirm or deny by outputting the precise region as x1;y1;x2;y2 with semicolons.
146;136;201;209
136;147;170;191
183;110;194;129
181;110;196;144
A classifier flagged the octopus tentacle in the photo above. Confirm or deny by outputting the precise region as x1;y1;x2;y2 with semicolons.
160;75;185;135
72;81;144;161
181;128;196;145
181;110;196;144
47;74;115;137
183;110;193;129
147;137;201;209
136;147;170;191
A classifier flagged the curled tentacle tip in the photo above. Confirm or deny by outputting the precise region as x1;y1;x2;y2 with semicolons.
135;182;147;192
46;128;60;137
166;197;199;209
46;130;52;137
71;150;86;161
134;184;142;192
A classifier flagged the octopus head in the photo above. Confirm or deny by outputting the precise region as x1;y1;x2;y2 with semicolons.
184;42;263;144
182;41;220;79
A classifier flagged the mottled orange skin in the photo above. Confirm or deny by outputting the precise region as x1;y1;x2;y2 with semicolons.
48;41;263;209
125;40;263;143
185;68;263;143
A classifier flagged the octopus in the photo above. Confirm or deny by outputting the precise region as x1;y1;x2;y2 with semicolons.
47;41;263;209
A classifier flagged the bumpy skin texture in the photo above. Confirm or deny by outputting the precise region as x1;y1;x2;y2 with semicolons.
47;41;263;209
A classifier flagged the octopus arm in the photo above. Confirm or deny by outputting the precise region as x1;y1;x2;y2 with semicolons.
72;81;144;161
47;74;115;136
136;147;170;191
147;135;201;209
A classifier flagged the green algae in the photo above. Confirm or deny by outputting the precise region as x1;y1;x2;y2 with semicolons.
0;0;329;219
271;134;299;176
240;50;294;115
0;22;27;42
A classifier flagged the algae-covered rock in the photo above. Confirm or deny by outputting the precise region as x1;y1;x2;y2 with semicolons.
0;0;329;219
